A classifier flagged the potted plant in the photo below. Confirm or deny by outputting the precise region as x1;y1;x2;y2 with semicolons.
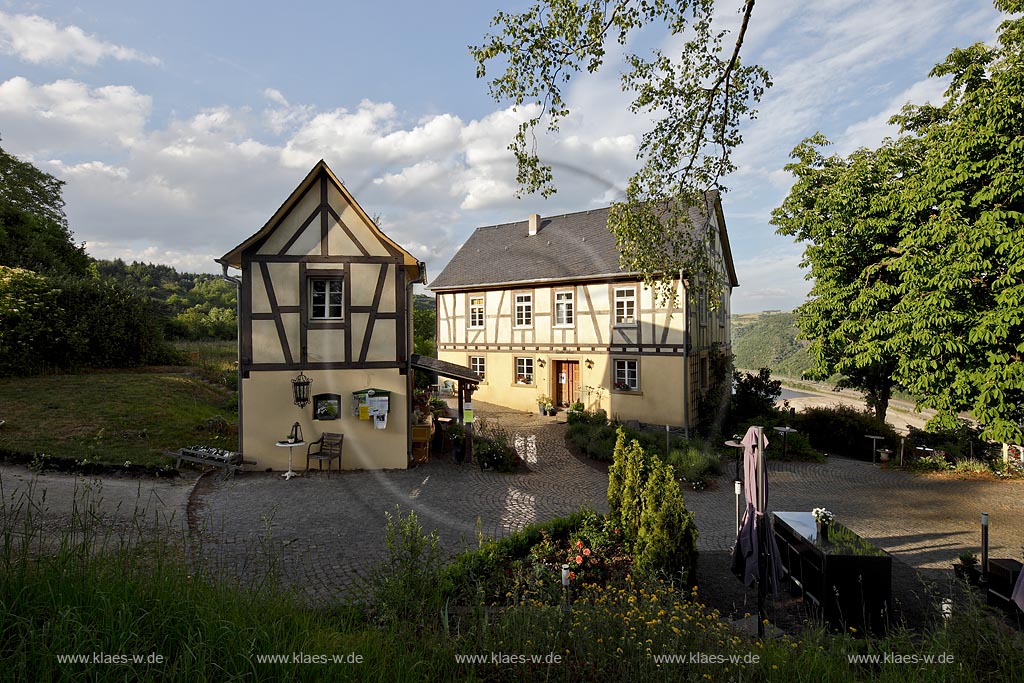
954;551;980;584
536;394;552;416
447;422;466;463
544;400;556;416
812;507;835;544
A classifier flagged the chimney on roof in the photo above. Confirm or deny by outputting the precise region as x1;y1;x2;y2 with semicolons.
528;213;540;236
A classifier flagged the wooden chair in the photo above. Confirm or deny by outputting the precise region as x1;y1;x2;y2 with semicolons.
306;432;343;475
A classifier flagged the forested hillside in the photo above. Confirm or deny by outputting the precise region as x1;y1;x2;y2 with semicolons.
730;310;813;378
95;259;237;340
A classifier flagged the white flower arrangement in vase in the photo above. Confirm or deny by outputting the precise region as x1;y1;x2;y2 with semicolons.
811;507;835;524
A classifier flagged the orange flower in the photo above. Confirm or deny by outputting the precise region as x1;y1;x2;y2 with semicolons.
569;571;576;580
583;548;591;556
575;555;583;564
576;540;583;549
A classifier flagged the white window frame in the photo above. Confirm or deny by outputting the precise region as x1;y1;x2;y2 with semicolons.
614;359;639;392
614;286;636;326
468;295;485;329
514;292;533;328
554;289;574;327
514;357;534;385
309;278;344;320
469;355;485;381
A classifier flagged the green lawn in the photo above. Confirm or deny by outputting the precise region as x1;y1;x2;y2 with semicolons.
0;369;237;467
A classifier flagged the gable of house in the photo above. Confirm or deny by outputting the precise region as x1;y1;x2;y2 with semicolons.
219;161;422;373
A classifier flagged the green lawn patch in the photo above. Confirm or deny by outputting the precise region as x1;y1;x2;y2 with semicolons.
0;370;236;468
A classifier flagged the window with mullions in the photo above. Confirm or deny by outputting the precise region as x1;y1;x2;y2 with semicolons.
614;287;636;325
469;296;485;329
515;293;533;327
310;278;343;320
515;357;534;385
554;290;574;326
470;355;485;380
614;359;638;391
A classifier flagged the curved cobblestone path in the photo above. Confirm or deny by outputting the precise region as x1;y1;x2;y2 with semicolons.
190;404;1024;605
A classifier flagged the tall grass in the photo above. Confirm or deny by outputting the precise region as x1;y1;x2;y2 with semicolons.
2;475;1021;682
0;477;467;682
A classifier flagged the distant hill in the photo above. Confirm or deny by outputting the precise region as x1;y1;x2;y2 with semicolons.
731;310;813;379
414;293;435;311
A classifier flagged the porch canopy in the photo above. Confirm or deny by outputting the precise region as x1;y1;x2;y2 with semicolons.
410;354;480;424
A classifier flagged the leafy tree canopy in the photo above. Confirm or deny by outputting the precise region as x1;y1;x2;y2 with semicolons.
0;141;90;276
773;1;1024;442
472;0;769;302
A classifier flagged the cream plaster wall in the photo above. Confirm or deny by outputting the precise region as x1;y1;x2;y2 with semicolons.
241;369;408;471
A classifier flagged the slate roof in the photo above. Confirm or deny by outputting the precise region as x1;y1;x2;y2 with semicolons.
429;199;737;291
429;207;623;291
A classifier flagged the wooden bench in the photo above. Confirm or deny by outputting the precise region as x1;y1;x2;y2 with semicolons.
167;447;254;478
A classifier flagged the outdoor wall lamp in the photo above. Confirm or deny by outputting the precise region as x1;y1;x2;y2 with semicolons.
291;371;312;408
536;358;545;367
585;358;594;370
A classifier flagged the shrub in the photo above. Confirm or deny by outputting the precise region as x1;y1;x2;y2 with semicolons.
472;418;520;472
905;420;990;461
368;506;445;626
0;267;60;375
0;266;176;375
911;453;953;473
794;404;899;460
666;443;722;489
732;367;782;423
443;510;592;602
617;436;650;541
634;461;699;585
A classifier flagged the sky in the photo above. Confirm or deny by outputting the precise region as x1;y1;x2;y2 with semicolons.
0;0;1008;313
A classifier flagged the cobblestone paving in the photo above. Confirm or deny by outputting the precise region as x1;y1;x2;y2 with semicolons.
191;405;1024;604
190;404;609;603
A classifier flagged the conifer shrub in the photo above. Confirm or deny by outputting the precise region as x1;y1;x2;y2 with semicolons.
634;461;699;585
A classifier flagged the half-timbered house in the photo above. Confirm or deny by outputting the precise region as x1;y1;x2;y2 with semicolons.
429;196;737;430
218;161;427;470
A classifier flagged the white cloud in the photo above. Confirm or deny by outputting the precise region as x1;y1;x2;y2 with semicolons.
731;247;809;313
0;77;151;152
262;88;314;135
0;12;160;66
837;77;949;153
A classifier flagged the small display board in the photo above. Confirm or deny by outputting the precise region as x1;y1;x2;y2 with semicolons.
352;388;391;428
463;401;474;424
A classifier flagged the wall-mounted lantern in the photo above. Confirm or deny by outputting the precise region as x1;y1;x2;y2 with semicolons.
585;358;594;370
536;358;546;368
292;372;312;408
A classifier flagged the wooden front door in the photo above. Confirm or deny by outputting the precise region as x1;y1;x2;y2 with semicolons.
554;361;580;407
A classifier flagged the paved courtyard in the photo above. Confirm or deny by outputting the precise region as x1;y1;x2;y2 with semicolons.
189;403;1024;605
2;402;1020;609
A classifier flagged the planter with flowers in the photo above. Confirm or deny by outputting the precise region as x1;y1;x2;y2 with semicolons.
536;394;552;416
812;507;835;544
